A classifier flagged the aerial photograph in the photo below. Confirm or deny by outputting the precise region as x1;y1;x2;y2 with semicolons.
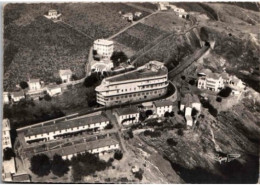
1;1;260;183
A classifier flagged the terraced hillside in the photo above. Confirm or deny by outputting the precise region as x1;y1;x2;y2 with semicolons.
3;3;152;91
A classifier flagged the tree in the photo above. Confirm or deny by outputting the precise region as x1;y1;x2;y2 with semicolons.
114;150;123;160
216;97;222;102
104;123;113;130
110;51;128;67
20;81;28;89
167;138;178;146
51;154;70;177
71;153;110;181
71;74;78;81
44;94;52;101
145;110;153;117
189;79;196;86
134;169;144;181
3;147;15;161
84;73;99;87
177;128;184;136
164;112;170;118
56;78;62;85
30;154;51;176
218;87;232;97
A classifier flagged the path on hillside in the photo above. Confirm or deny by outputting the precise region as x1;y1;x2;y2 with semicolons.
131;23;199;66
168;46;209;79
58;20;94;40
107;11;158;40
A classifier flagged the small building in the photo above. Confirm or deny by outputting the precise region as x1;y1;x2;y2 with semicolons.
185;115;193;127
141;102;154;111
28;78;41;91
197;69;224;92
93;39;114;59
12;173;31;182
135;12;142;17
11;91;25;102
59;69;73;83
153;100;173;117
2;119;12;149
114;107;139;126
44;9;61;20
47;84;62;96
180;94;201;115
3;92;9;104
2;158;16;177
122;13;133;21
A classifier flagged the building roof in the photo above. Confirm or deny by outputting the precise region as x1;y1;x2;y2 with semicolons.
221;72;230;80
185;115;193;121
181;94;200;107
12;91;24;97
24;111;109;137
2;158;16;174
29;78;40;83
47;84;61;90
34;138;119;158
198;68;212;76
59;69;72;76
94;39;113;46
207;72;221;79
105;61;167;83
12;174;31;182
153;100;173;107
115;107;139;116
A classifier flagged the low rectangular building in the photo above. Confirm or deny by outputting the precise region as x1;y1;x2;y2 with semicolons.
11;91;25;102
2;119;12;149
28;79;41;91
23;111;110;144
47;84;62;96
114;107;139;126
29;138;120;160
59;69;72;83
153;100;173;117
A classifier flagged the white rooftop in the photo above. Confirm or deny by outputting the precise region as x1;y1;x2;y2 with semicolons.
94;39;113;46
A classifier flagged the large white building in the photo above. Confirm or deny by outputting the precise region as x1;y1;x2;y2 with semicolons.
197;69;224;92
96;61;169;106
23;111;110;144
93;39;114;59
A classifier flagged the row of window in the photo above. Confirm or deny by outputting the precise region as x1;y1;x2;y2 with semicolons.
27;122;108;139
108;89;164;101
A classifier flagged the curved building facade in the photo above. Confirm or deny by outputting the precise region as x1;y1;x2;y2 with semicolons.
95;61;169;106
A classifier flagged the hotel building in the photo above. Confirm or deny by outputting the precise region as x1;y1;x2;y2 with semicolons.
93;39;114;58
95;61;169;106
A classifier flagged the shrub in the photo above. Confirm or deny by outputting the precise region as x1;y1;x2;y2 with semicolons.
166;138;178;146
218;87;232;97
3;147;15;161
181;76;186;80
145;110;153;117
177;128;184;136
164;111;170;117
134;169;144;180
114;150;123;160
189;79;196;86
84;73;99;87
216;97;222;102
104;123;113;130
44;94;52;101
20;81;28;89
127;129;134;139
56;78;62;85
51;154;70;177
30;154;51;176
